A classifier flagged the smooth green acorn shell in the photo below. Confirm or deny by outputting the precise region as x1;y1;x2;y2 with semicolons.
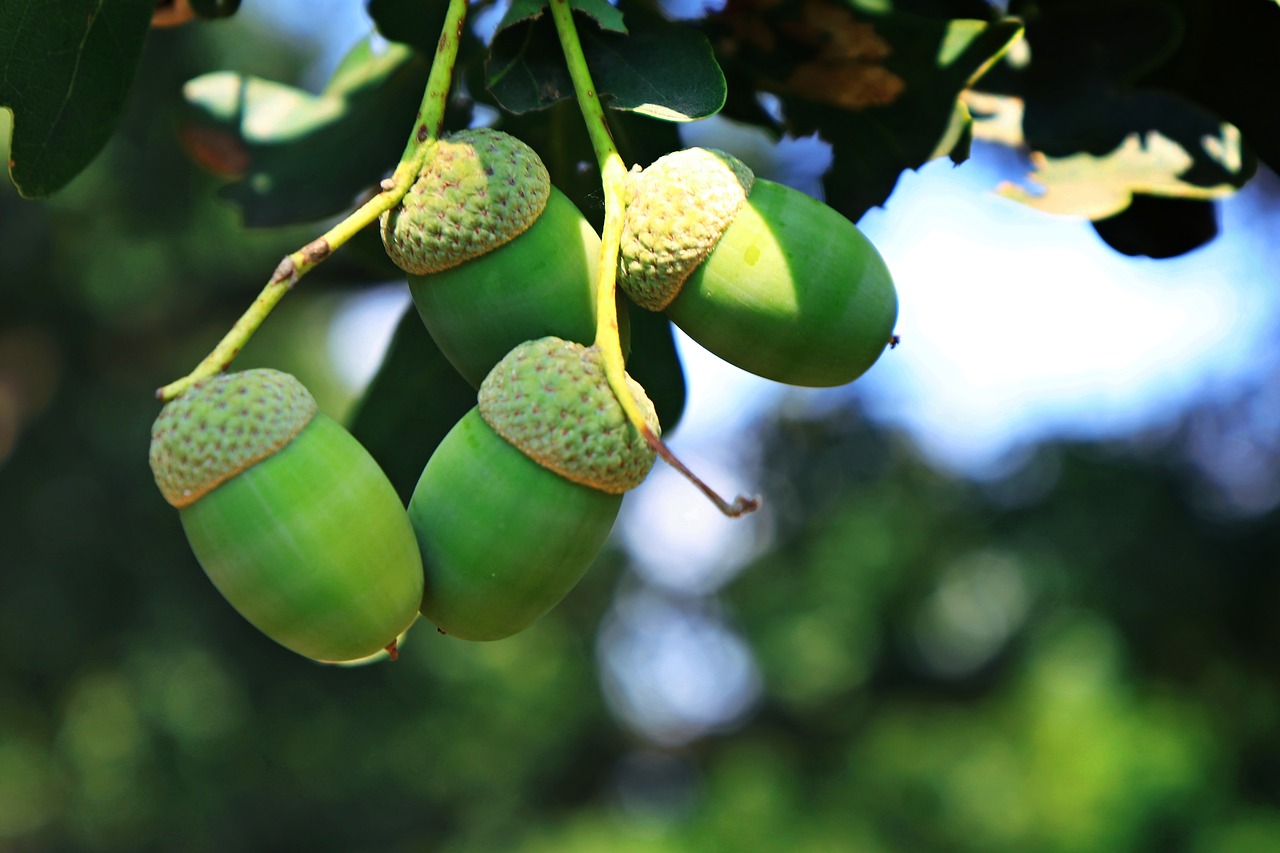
667;178;898;387
407;186;606;387
409;408;622;641
175;412;424;663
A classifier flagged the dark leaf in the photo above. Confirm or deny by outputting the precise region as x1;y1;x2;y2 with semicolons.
0;0;153;197
1015;1;1252;184
1091;195;1219;259
179;36;435;226
347;306;477;503
189;0;241;19
367;0;459;52
497;0;627;35
487;11;726;121
1153;0;1280;176
622;307;687;435
496;100;682;226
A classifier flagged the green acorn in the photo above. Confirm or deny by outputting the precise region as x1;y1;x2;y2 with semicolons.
619;148;899;387
409;336;658;641
149;369;423;663
381;128;612;387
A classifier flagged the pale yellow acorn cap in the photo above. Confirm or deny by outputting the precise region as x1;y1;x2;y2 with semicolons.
618;148;755;311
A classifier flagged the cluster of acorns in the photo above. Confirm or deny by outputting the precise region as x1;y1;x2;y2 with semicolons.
147;129;899;663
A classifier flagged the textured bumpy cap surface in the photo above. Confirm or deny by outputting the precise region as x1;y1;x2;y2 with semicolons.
149;369;318;509
478;337;659;494
618;148;755;311
380;128;550;275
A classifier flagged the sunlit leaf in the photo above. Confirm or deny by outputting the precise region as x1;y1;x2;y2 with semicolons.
962;89;1024;147
179;36;432;225
347;307;477;503
0;0;153;197
998;127;1243;219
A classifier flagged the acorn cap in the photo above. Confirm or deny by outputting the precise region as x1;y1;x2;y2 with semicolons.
618;148;755;311
380;128;551;275
478;337;659;494
149;369;318;509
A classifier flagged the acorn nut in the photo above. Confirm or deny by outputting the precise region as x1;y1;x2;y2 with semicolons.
619;148;899;387
408;336;659;641
381;128;612;387
149;369;424;663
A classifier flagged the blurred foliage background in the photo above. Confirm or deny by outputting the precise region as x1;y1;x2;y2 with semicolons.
5;2;1280;852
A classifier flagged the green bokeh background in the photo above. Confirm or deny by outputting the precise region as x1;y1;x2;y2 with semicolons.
4;9;1280;853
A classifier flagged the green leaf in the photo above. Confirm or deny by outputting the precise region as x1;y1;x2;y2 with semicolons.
586;24;728;121
705;6;1023;220
497;0;627;35
487;11;726;121
0;0;153;198
179;36;433;226
347;307;478;504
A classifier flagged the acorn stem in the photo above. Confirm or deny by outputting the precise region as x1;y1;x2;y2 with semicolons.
155;162;417;401
156;0;472;403
400;0;469;159
639;423;761;518
547;0;620;176
550;0;760;518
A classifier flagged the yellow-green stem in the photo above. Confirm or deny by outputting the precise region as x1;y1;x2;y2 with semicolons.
548;0;758;517
400;0;470;160
156;0;470;402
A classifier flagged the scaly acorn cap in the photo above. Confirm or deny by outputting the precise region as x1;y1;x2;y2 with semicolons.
618;148;755;311
380;128;551;275
478;337;659;494
149;369;318;509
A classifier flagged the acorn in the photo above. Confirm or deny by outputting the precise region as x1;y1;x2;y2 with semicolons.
619;148;899;387
148;369;424;663
408;336;658;641
381;128;612;387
